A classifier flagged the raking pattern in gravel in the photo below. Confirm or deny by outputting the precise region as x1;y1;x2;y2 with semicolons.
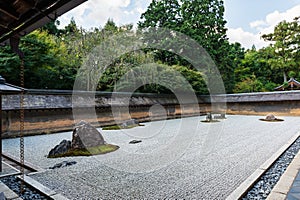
3;115;300;199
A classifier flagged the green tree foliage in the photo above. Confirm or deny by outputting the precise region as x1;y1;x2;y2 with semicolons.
262;17;300;82
0;30;62;88
233;46;283;93
113;63;207;94
138;0;181;30
0;45;21;84
3;13;300;94
41;20;61;36
180;0;227;59
139;0;241;93
97;50;154;91
0;24;77;89
233;74;263;93
103;18;119;34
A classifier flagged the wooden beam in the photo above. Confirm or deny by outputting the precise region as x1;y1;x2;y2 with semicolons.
0;3;19;20
0;0;87;44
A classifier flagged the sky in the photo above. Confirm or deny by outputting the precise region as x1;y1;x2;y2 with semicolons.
58;0;300;49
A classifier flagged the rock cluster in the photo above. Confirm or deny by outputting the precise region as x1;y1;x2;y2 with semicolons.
206;113;213;121
120;119;139;128
214;113;226;119
48;121;106;157
201;113;221;123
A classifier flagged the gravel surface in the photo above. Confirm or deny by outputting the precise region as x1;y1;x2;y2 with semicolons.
3;115;300;199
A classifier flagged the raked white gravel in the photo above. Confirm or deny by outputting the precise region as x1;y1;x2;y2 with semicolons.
3;115;300;199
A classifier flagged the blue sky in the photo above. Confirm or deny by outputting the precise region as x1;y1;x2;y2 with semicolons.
58;0;300;49
224;0;300;32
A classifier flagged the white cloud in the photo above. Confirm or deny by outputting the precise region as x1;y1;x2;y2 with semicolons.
227;28;269;49
250;20;267;30
58;0;131;29
57;0;151;30
58;1;300;50
265;6;300;26
227;4;300;49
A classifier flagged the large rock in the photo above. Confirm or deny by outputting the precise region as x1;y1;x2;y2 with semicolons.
120;119;139;128
49;161;77;169
265;113;276;121
48;139;71;157
71;121;105;149
206;113;213;121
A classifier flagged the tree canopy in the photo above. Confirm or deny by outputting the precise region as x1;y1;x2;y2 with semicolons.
262;17;300;82
0;6;299;94
139;0;242;92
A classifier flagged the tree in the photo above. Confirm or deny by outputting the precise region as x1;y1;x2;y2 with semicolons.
233;74;263;93
180;0;235;92
103;18;119;34
139;0;228;60
181;0;227;58
0;45;21;84
138;0;181;30
0;29;77;89
41;20;61;36
234;46;283;92
262;17;300;82
62;17;79;35
138;0;237;93
220;41;245;92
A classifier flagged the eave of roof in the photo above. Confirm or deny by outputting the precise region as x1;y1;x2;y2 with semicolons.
274;78;300;90
0;0;87;45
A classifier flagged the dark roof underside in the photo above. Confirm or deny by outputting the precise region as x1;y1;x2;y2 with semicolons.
0;0;87;45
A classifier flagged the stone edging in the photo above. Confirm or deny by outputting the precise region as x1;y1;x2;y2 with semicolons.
226;132;300;200
266;147;300;199
0;181;20;200
18;175;69;200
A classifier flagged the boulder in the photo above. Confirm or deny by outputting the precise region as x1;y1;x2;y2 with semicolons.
259;114;284;122
48;139;71;157
214;113;226;119
49;161;77;169
206;113;213;121
121;119;139;128
71;121;105;149
129;140;142;144
48;121;118;158
265;113;276;121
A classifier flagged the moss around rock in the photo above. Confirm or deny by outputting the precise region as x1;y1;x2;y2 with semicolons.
201;119;220;123
47;121;119;158
102;124;144;130
48;144;119;158
259;114;284;122
259;118;284;122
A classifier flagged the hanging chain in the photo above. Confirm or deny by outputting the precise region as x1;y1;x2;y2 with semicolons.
19;58;25;193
